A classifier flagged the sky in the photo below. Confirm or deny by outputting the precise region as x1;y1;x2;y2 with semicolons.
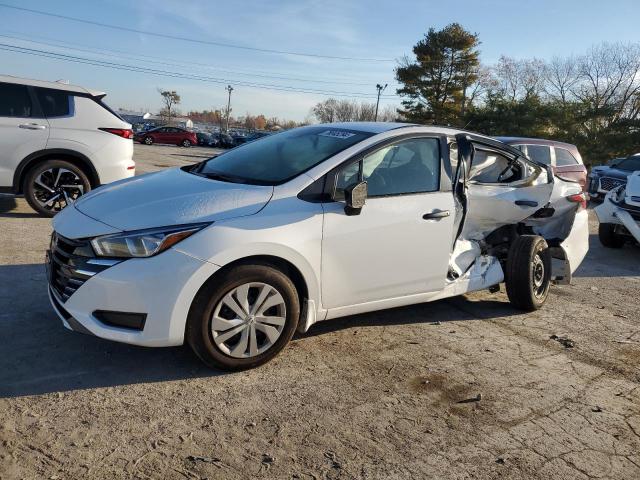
1;0;639;121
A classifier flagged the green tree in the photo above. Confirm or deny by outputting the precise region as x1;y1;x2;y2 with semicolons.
396;23;480;125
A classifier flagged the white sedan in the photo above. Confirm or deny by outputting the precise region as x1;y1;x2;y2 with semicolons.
47;123;589;370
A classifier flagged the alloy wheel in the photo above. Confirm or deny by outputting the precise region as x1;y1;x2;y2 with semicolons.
32;167;85;213
211;282;287;358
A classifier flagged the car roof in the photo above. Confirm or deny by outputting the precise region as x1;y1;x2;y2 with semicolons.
314;122;498;139
0;74;105;97
496;136;577;149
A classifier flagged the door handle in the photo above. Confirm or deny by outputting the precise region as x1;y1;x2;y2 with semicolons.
19;123;47;130
514;200;538;207
422;210;450;220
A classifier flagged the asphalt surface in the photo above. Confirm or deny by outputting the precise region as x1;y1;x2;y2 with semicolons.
1;143;639;479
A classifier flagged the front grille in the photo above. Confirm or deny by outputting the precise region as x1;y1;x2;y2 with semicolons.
599;176;626;192
47;233;117;302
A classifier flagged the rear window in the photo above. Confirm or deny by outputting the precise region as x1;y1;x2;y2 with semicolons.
0;82;32;117
525;145;552;165
35;88;71;117
555;147;579;166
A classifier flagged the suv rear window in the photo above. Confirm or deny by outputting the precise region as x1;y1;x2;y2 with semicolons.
525;145;551;165
555;147;579;166
0;82;32;117
35;88;71;117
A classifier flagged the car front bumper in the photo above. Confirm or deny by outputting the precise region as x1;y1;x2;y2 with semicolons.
47;247;219;347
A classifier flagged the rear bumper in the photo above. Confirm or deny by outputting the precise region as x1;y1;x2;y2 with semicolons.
97;157;135;185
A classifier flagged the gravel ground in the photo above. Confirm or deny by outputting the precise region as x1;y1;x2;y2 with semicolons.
1;143;639;479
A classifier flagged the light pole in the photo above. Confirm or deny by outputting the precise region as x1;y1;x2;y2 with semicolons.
374;83;387;121
225;85;234;132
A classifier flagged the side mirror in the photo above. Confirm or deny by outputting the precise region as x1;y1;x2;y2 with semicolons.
344;181;367;216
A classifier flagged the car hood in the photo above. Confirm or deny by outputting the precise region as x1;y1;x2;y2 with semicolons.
594;167;632;179
74;168;273;231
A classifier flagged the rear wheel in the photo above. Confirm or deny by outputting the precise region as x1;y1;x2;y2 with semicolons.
598;223;625;248
23;160;91;217
505;235;551;311
143;136;153;145
181;139;192;147
186;264;300;370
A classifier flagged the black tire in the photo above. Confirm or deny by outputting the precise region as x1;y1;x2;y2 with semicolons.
143;136;154;145
181;139;191;147
23;160;91;217
598;223;625;248
186;264;300;370
505;235;551;311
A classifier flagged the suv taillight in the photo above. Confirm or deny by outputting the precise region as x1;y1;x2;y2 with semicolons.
99;128;134;139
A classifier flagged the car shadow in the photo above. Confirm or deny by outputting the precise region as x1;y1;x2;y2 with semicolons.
0;195;40;218
0;263;220;398
298;295;520;339
1;263;523;398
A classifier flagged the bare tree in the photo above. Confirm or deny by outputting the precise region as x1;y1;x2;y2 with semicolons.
573;42;640;121
157;89;181;124
312;99;338;123
544;56;580;104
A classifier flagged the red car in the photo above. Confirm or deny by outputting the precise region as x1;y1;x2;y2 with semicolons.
135;126;197;147
497;137;588;192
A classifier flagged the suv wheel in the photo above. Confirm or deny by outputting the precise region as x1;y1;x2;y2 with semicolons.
143;136;154;145
181;139;192;147
187;264;300;370
23;160;91;217
505;235;551;311
598;223;625;248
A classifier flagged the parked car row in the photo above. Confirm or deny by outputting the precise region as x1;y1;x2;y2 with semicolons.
134;126;271;149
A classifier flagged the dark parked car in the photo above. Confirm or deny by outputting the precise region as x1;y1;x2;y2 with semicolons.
134;126;197;147
210;132;235;148
196;132;212;146
497;137;587;191
588;154;640;201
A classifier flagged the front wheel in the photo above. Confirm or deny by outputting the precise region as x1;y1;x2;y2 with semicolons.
505;235;551;311
186;264;300;370
23;160;91;217
598;223;625;248
143;136;154;145
181;139;192;147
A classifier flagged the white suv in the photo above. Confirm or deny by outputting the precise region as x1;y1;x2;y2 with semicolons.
47;123;588;370
0;75;135;216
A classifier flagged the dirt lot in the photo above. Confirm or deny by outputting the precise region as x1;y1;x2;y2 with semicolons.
1;143;639;479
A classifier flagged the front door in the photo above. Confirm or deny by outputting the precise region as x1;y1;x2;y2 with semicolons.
0;83;49;187
321;136;455;309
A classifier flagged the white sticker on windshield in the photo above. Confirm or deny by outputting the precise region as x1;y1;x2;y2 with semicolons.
318;130;356;139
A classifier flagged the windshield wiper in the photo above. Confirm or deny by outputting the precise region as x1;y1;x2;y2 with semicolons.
197;170;250;184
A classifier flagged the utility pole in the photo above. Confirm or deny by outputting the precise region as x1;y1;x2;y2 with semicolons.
374;83;387;121
225;85;234;132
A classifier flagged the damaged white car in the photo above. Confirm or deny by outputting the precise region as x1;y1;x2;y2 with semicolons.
595;170;640;247
47;123;589;370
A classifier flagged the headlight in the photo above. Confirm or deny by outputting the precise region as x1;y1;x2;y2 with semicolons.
91;223;209;258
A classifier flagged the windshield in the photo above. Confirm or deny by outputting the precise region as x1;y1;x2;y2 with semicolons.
195;126;372;184
616;156;640;171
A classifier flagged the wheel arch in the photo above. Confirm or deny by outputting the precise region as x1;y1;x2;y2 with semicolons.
196;254;311;309
14;149;100;193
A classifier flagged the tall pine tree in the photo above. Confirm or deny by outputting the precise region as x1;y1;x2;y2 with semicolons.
396;23;480;126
